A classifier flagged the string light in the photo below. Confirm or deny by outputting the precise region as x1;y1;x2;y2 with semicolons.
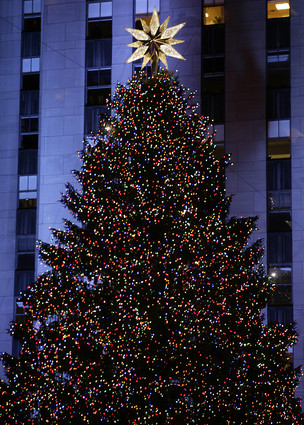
1;70;303;424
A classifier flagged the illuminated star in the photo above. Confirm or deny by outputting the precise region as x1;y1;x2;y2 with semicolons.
125;8;186;75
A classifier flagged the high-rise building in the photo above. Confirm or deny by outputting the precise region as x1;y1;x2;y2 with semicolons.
0;0;303;403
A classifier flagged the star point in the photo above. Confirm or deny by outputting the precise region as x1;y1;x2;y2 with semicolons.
125;8;186;75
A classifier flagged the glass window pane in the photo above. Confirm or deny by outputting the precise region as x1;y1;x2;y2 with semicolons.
24;1;33;14
22;58;31;73
148;0;159;13
16;209;36;235
101;2;112;17
28;175;37;190
204;6;225;25
279;119;290;137
88;3;100;18
18;149;38;174
267;1;290;19
33;0;41;13
268;139;290;159
19;176;28;191
136;0;147;14
15;270;35;295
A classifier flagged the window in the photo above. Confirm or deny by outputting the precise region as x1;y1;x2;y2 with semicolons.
203;5;225;25
19;175;37;202
21;117;38;133
88;1;112;18
16;209;36;235
22;57;40;73
202;56;224;75
268;119;290;138
22;74;39;90
268;305;293;325
24;0;41;15
267;88;290;119
268;232;292;265
86;88;110;106
18;149;38;175
268;267;292;315
86;39;112;67
87;20;112;39
201;76;225;123
202;25;225;55
267;159;291;190
20;91;39;116
23;17;41;32
135;0;159;15
15;270;35;295
87;69;111;86
268;212;291;232
267;1;290;19
20;134;38;149
17;235;36;253
84;105;109;134
268;139;290;159
16;253;35;270
267;19;290;50
21;32;40;57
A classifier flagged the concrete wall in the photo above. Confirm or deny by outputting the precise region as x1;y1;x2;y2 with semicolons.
225;0;267;245
291;0;304;402
37;0;86;273
0;0;21;365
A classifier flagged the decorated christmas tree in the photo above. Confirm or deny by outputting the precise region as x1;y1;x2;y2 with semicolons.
1;11;303;425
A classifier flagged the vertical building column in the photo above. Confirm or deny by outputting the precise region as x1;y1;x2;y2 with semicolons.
225;0;267;243
112;0;133;88
0;2;21;365
164;0;201;98
38;0;86;267
291;0;304;402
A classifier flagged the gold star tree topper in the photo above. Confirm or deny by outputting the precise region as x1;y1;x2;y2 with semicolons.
125;8;186;75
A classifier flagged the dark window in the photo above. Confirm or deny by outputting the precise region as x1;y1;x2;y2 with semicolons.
268;67;289;89
21;117;38;133
21;32;40;57
269;284;292;306
15;270;35;295
20;134;38;149
23;17;41;32
202;56;224;75
268;212;291;233
268;306;293;325
267;159;291;190
84;105;109;134
22;74;40;90
87;20;112;39
19;198;37;209
86;39;112;67
267;19;290;50
268;232;292;265
16;209;36;234
87;69;111;86
17;235;36;252
201;76;225;123
18;149;38;174
267;88;290;119
202;25;225;55
86;88;110;106
20;91;39;115
16;253;35;270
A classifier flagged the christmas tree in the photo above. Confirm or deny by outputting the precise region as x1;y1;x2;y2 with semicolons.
1;8;303;420
1;68;303;424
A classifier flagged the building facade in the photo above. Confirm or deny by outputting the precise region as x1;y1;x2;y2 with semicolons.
1;0;304;402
